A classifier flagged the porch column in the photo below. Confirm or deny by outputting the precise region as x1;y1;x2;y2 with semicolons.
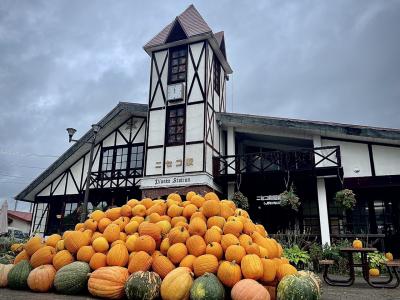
317;178;331;246
227;183;235;199
227;126;235;174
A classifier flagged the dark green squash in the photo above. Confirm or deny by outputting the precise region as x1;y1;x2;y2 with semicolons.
277;273;321;300
125;271;162;300
190;272;225;300
7;260;33;289
54;261;90;294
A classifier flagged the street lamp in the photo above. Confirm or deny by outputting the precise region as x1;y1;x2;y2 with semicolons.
66;124;101;222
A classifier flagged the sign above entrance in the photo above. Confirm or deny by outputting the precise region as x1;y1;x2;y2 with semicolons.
257;195;281;206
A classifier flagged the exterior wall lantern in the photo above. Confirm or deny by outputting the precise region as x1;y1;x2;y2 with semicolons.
66;124;101;222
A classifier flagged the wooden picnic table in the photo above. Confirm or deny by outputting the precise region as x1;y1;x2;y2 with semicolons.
321;247;400;289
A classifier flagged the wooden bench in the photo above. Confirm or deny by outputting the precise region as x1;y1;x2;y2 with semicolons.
384;260;400;268
319;259;334;265
368;260;400;288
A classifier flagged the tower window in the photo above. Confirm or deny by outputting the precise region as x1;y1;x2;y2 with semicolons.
169;46;187;84
213;56;221;95
166;105;185;146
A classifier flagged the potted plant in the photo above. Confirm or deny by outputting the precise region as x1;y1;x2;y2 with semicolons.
231;191;249;210
279;184;301;212
335;189;356;210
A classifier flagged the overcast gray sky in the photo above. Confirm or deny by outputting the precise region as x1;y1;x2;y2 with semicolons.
1;1;400;210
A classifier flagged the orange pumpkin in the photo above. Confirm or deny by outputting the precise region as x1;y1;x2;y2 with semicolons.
171;216;188;227
148;212;161;223
168;226;190;244
120;204;133;217
186;191;196;201
220;203;235;219
205;242;224;260
190;211;207;222
191;195;205;208
204;192;220;202
84;218;98;231
202;200;221;218
221;233;240;251
64;230;89;254
193;254;219;277
167;193;182;203
225;244;246;263
90;210;106;222
152;255;175;279
167;204;184;218
179;254;196;270
182;204;198;219
52;250;74;270
239;234;252;248
14;250;29;264
141;198;154;209
30;246;56;268
204;227;222;244
156;220;172;235
134;235;156;254
241;254;263;280
75;223;85;231
132;204;147;217
167;243;188;264
256;224;268;237
105;207;121;221
207;216;226;229
243;222;257;235
276;263;297;281
92;237;110;253
245;241;261;256
91;232;103;243
138;222;162;245
88;266;129;299
103;223;121;243
98;217;112;233
89;253;107;270
77;245;95;263
24;236;43;256
127;251;152;273
146;202;167;216
160;238;171;255
223;219;244;237
27;264;56;292
261;258;277;282
127;199;139;207
45;234;62;248
352;239;363;249
188;217;207;236
186;235;207;257
56;240;65;252
217;260;242;287
106;244;129;267
231;279;270;300
125;234;138;252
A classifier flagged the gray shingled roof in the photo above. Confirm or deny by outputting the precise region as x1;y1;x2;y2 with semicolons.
144;4;212;49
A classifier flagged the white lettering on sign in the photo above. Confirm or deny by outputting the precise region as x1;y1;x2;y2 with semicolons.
256;195;281;206
155;177;191;185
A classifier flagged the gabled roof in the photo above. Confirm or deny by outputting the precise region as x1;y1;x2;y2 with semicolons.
15;102;148;202
144;5;212;49
8;210;32;222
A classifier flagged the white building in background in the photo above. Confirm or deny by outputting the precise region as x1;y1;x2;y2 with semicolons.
16;5;400;256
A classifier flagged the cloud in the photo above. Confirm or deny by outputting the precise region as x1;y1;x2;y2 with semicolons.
0;0;399;208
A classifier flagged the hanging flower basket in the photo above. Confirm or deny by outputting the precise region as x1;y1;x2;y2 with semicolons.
231;191;249;210
335;189;356;210
279;184;301;212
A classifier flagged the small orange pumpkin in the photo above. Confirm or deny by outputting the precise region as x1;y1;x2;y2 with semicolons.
221;233;240;252
134;235;156;254
188;217;207;236
225;244;246;263
167;243;188;264
105;207;121;221
217;260;242;287
106;244;129;267
52;250;74;270
30;246;56;268
93;237;110;253
202;200;221;218
186;235;207;257
205;242;224;260
24;236;43;256
89;252;107;270
241;254;263;280
168;226;190;244
128;251;152;273
152;255;175;279
64;230;89;254
45;234;62;248
193;254;219;277
103;223;121;243
77;245;95;263
179;254;196;271
98;217;112;233
204;227;222;244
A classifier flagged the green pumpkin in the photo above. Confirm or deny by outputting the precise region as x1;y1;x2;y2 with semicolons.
7;260;33;290
298;270;322;295
54;261;90;294
277;273;321;300
125;271;162;300
190;273;225;300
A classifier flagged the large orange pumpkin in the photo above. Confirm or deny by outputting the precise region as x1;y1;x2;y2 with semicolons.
90;253;107;270
24;236;43;256
106;244;129;267
27;264;56;292
217;260;242;287
52;250;74;270
186;235;206;257
128;251;152;273
241;254;263;280
231;279;270;300
88;266;129;299
64;230;89;254
30;245;56;268
193;254;219;277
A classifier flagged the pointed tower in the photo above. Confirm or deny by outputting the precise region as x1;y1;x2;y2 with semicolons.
140;5;233;197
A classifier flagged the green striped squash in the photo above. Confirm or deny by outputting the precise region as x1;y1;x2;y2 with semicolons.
125;271;162;300
190;273;225;300
54;261;90;294
7;260;33;290
277;273;321;300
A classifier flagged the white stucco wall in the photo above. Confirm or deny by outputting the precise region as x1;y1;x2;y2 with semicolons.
372;145;400;176
9;217;31;233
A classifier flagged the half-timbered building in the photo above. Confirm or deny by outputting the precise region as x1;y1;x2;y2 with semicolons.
16;5;400;255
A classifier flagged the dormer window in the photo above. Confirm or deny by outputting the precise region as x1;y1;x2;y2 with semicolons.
169;46;187;84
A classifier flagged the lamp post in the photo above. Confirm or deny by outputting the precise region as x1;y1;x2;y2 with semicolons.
67;124;101;222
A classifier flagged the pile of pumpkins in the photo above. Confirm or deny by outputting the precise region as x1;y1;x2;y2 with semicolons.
0;192;322;300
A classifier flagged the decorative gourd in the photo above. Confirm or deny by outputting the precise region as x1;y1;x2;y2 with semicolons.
54;261;91;294
124;271;162;300
205;242;223;260
30;245;56;268
14;250;29;264
261;258;277;282
352;239;363;249
225;245;246;263
77;245;95;263
93;236;110;253
107;244;129;267
27;264;56;292
104;223;121;243
88;266;129;299
188;218;207;236
179;255;196;270
168;226;190;244
204;227;222;244
151;255;175;279
135;235;156;254
7;260;33;289
385;252;394;261
186;235;206;257
64;230;90;254
193;254;219;277
221;234;239;251
369;268;380;277
202;200;220;218
0;264;13;287
46;234;62;248
277;273;320;300
24;236;43;256
161;267;194;300
90;252;107;270
217;260;242;288
276;263;297;281
190;272;225;300
241;254;263;280
53;250;74;270
167;243;188;264
128;251;153;273
231;279;270;300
